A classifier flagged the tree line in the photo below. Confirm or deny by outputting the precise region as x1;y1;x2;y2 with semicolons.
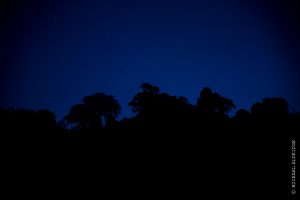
1;83;294;198
0;83;299;142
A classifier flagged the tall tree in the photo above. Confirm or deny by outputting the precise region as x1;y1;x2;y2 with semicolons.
251;97;289;117
129;83;160;115
65;92;121;131
251;97;289;128
196;87;235;118
129;83;195;129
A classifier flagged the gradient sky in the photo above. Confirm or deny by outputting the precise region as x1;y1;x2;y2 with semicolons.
1;0;300;120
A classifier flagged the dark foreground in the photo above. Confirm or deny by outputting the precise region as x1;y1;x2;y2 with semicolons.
2;128;296;199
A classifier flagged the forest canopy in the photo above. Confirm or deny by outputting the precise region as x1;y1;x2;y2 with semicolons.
0;83;299;140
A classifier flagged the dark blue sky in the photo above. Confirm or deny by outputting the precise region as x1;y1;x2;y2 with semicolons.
1;0;300;120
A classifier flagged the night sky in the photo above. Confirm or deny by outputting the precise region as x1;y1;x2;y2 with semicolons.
1;0;300;120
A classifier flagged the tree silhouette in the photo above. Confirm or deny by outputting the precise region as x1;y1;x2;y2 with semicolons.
196;87;236;118
1;83;298;139
0;108;57;144
1;82;298;199
232;108;251;131
64;92;121;131
140;83;160;94
129;83;160;114
250;97;290;130
251;97;289;118
129;83;195;129
64;103;96;131
233;109;251;122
